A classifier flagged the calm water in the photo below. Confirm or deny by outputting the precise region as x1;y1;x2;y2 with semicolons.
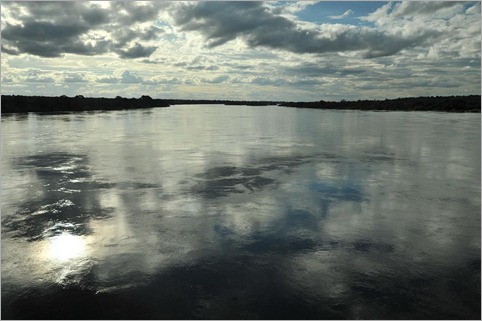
1;105;480;319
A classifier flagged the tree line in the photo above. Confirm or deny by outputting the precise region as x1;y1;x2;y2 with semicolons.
1;94;480;113
279;95;481;112
0;95;169;113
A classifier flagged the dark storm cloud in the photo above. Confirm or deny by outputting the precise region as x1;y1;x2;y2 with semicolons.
112;29;138;46
171;2;440;58
110;1;164;24
111;26;163;48
173;2;293;48
116;43;157;59
1;45;20;56
28;39;106;58
81;7;111;25
2;21;89;42
2;21;98;58
139;26;164;41
11;1;88;22
1;2;163;59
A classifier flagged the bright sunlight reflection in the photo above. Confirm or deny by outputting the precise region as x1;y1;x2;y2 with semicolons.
47;233;86;262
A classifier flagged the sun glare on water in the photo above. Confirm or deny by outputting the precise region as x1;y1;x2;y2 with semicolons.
47;233;87;262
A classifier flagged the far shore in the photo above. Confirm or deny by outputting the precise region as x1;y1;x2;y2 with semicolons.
1;94;480;114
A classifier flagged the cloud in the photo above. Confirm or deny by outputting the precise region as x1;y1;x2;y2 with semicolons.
140;58;166;65
361;1;480;60
170;2;440;58
185;65;219;71
204;75;229;84
95;70;172;86
139;26;164;41
284;62;371;78
3;21;89;42
2;1;471;62
2;21;93;58
120;70;143;84
25;75;55;83
96;76;120;84
81;6;111;25
1;2;164;59
466;3;480;15
116;42;157;59
63;73;88;83
390;1;463;17
249;77;286;86
110;1;165;25
1;1;479;101
329;9;354;20
269;1;317;15
363;1;466;26
1;44;20;56
111;26;164;48
1;76;14;83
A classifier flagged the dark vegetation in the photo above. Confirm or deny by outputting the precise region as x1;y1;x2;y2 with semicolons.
1;94;480;114
0;95;169;113
280;95;481;112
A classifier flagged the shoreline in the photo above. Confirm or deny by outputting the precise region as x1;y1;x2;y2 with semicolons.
279;95;481;113
1;94;480;114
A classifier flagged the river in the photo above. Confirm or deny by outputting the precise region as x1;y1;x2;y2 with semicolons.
1;105;480;319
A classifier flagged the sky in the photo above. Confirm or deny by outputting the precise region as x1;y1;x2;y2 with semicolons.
1;1;480;101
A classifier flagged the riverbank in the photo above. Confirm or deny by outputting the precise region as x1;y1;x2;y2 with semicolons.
0;95;284;114
0;95;169;114
1;94;480;113
279;95;481;112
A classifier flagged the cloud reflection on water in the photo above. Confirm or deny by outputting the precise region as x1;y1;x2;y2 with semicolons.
1;106;480;319
2;152;116;241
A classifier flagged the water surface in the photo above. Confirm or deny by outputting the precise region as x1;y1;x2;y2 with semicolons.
1;105;480;319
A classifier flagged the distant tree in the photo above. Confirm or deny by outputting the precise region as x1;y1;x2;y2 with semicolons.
75;95;85;98
115;96;123;99
140;95;153;100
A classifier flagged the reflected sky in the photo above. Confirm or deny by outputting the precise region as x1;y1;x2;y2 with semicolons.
1;106;480;319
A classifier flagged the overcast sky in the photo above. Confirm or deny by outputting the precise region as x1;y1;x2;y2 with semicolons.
1;1;480;101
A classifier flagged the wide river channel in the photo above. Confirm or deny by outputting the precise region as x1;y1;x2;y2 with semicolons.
1;105;480;319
